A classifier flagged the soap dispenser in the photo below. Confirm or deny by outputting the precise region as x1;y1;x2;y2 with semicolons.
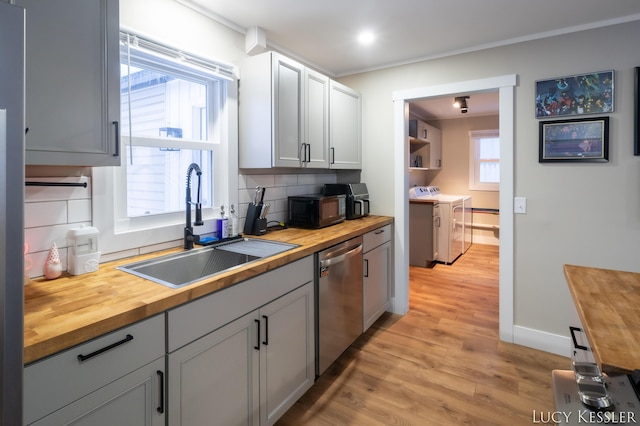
217;206;229;239
67;225;101;275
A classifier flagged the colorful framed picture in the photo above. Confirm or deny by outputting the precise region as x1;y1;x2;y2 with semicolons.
535;71;614;118
539;117;609;163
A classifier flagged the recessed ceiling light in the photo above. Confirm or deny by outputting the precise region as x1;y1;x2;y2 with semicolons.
357;31;375;45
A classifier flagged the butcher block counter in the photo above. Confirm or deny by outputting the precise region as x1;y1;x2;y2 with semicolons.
563;264;640;375
25;215;393;365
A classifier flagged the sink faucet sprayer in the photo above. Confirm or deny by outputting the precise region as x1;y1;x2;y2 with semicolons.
184;163;204;249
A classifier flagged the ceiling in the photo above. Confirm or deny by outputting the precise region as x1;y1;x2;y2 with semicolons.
178;0;640;77
410;92;500;120
176;0;640;119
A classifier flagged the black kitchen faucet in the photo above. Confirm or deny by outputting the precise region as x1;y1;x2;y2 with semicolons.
184;163;204;249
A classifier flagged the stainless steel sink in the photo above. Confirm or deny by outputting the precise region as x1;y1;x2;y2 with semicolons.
117;238;298;289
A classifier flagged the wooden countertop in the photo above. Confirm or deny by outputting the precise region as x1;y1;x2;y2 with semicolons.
563;264;640;375
25;215;393;365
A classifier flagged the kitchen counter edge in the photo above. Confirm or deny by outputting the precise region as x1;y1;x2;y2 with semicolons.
563;263;640;375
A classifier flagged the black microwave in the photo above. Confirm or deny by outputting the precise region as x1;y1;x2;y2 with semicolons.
287;194;346;229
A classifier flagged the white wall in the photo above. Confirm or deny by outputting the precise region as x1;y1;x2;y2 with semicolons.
338;22;640;347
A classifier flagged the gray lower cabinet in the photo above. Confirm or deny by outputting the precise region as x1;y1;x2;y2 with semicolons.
166;256;315;426
24;315;165;426
30;358;164;426
363;225;392;332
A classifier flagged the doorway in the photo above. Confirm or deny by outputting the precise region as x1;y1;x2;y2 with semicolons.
391;75;517;342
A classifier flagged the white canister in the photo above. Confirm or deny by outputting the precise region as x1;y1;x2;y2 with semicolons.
67;225;101;275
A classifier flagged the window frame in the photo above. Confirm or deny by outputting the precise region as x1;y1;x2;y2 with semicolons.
93;33;238;255
468;129;500;192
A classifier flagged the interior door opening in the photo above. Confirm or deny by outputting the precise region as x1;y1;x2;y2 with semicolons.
407;91;500;330
392;74;516;342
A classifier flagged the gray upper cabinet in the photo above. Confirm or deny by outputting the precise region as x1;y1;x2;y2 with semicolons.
240;51;360;170
240;52;329;168
19;0;121;166
304;68;331;168
329;80;362;169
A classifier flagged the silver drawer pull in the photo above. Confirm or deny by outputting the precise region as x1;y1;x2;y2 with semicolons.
77;334;134;362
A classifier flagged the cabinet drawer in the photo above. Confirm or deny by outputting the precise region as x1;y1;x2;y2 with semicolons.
24;314;165;425
363;224;392;253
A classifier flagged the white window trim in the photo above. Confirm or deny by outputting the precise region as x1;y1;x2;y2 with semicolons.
469;129;499;192
93;35;239;256
94;88;238;255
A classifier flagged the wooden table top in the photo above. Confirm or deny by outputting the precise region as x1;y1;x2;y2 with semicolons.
563;264;640;375
24;215;393;365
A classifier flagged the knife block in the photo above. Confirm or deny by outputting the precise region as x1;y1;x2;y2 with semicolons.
243;204;267;235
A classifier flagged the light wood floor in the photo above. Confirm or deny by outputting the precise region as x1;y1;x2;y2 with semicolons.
277;244;570;425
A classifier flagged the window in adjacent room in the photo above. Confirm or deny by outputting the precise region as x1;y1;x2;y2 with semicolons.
469;129;500;191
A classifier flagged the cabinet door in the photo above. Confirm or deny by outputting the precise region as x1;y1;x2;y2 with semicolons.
168;311;260;426
303;68;330;168
428;125;442;169
417;121;430;141
259;282;314;426
272;53;304;167
363;241;391;332
30;357;164;426
19;0;120;166
329;80;362;169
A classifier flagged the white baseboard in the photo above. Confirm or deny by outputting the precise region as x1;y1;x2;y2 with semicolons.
513;325;571;358
472;235;499;246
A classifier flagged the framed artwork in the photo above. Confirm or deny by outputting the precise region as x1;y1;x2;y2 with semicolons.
635;67;640;155
535;71;614;118
539;117;609;163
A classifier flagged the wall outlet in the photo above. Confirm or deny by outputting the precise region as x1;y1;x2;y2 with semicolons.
514;197;527;214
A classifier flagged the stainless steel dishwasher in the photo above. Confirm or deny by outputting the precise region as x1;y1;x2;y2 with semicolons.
316;236;363;377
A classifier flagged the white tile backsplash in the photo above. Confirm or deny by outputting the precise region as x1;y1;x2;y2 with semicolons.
237;171;337;228
23;172;339;280
25;201;67;228
68;199;92;223
24;177;91;280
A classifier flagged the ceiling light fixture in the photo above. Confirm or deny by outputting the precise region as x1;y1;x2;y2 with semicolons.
357;30;375;45
453;96;470;113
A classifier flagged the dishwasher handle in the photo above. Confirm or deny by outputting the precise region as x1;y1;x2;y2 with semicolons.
319;244;362;268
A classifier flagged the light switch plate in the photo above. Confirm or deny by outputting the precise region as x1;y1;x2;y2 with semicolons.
514;197;527;214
